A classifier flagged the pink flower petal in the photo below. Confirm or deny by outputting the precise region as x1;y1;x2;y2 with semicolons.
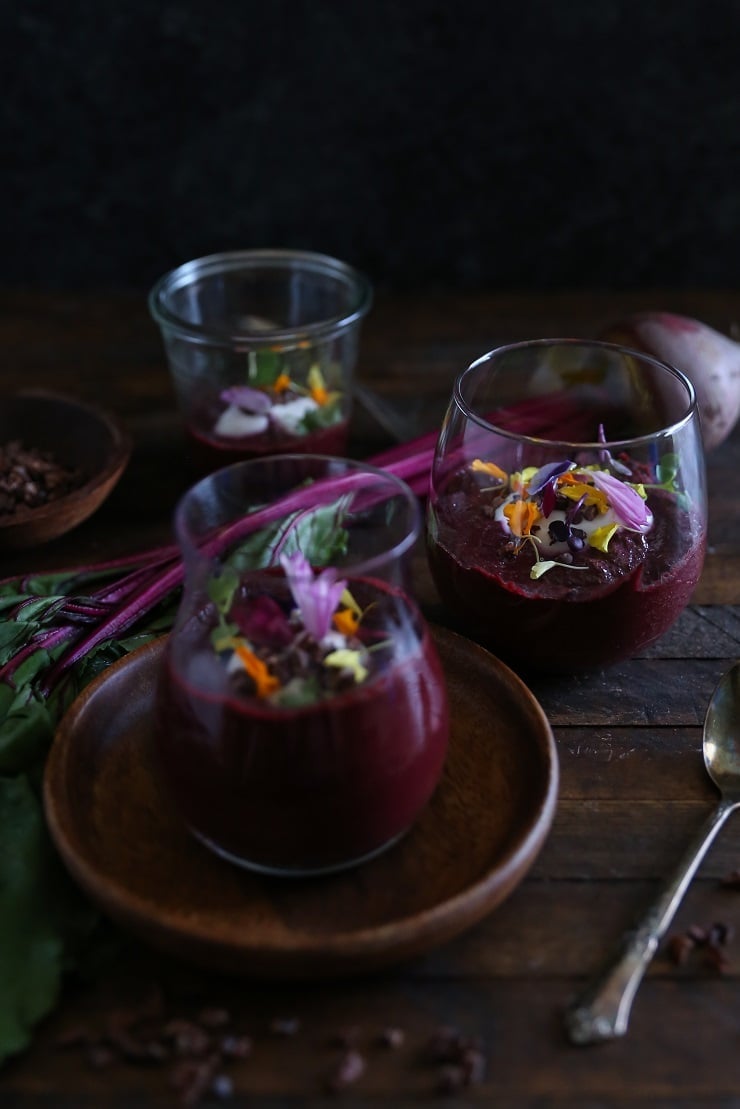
589;469;653;532
279;551;347;641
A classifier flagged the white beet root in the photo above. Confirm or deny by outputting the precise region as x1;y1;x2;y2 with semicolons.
600;311;740;450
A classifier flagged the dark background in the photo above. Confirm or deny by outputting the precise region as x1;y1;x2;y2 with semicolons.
4;0;740;294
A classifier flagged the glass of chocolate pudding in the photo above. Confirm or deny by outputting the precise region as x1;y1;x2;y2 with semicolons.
157;455;449;876
426;339;707;672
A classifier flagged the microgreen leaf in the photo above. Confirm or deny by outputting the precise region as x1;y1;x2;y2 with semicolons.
247;349;281;386
207;565;240;616
299;395;343;432
655;452;680;485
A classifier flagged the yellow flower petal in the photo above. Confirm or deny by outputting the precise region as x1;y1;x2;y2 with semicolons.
323;649;368;683
339;587;363;617
588;524;618;552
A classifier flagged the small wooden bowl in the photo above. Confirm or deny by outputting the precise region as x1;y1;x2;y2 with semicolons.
0;390;131;550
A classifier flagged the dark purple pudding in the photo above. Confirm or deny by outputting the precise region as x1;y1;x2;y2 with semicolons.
427;460;705;671
186;416;349;474
156;574;449;874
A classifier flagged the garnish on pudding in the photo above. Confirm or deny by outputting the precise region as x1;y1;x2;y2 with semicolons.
207;551;385;707
469;454;654;579
214;353;343;442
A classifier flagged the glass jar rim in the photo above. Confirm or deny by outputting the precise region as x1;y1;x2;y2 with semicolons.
174;453;422;579
148;249;373;348
453;337;699;450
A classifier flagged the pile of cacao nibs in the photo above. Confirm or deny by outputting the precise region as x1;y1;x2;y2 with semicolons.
0;439;83;515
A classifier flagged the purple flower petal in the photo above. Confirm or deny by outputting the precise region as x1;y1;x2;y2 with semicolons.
589;469;653;532
597;423;632;476
220;385;273;414
279;551;347;641
527;460;572;496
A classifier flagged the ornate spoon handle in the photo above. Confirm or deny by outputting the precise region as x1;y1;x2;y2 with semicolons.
565;799;739;1045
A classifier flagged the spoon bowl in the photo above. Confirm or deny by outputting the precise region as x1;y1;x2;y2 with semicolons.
703;661;740;795
566;661;740;1044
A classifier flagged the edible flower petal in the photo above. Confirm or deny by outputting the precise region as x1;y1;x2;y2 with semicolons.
558;480;609;514
503;500;541;537
529;557;588;579
233;642;280;698
307;365;330;406
597;423;632;477
470;458;507;481
219;385;273;414
333;607;360;636
279;550;347;641
273;372;292;393
588;523;618;552
339;588;363;616
527;460;573;495
530;559;558;580
323;648;368;684
589;469;653;531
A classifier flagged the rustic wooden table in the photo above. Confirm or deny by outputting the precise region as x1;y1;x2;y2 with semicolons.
1;289;739;1107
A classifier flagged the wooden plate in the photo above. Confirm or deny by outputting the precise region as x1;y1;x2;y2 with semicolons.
0;389;131;550
43;627;558;978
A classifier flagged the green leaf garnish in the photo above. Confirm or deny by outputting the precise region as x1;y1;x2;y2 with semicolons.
247;349;281;387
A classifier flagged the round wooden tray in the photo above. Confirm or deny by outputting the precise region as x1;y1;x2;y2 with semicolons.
43;626;558;979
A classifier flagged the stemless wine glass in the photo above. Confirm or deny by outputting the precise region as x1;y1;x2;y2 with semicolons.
148;250;373;473
426;339;707;672
157;455;449;876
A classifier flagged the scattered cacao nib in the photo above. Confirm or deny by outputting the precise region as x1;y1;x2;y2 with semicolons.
198;1007;231;1029
703;944;731;974
378;1026;405;1049
324;1048;365;1093
436;1064;465;1094
330;1025;361;1049
55;1023;93;1049
0;439;83;515
86;1043;116;1070
426;1025;487;1093
708;921;734;947
426;1025;465;1063
268;1016;301;1037
219;1034;252;1060
667;933;694;966
665;920;734;972
210;1073;235;1100
685;924;709;946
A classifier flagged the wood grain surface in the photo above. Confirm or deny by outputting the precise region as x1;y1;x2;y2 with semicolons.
1;289;739;1107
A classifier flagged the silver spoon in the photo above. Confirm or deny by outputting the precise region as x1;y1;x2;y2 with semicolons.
565;660;740;1045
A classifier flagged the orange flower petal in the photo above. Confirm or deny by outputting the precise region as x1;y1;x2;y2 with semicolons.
503;500;541;537
273;373;292;394
234;643;280;698
333;607;360;636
